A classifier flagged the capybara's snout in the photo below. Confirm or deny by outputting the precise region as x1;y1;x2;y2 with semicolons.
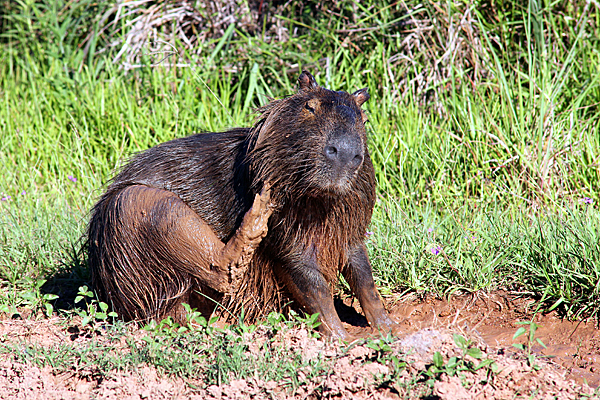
323;128;364;174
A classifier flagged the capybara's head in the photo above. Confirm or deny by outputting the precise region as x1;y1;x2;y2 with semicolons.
250;71;370;198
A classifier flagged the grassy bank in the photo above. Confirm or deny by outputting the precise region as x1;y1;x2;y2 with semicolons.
0;0;599;320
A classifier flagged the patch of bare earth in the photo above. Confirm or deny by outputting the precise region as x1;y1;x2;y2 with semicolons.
0;292;598;399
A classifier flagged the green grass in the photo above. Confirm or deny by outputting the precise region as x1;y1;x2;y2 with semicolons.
0;0;599;323
368;198;600;318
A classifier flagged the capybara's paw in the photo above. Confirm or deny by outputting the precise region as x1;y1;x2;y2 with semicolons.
372;314;400;336
242;184;273;243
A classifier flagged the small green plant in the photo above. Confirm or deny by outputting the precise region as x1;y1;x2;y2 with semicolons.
426;334;498;385
512;321;547;370
74;285;117;326
285;310;322;338
0;278;59;317
266;310;286;329
139;308;215;380
143;303;219;336
365;333;408;376
19;278;59;318
365;335;393;357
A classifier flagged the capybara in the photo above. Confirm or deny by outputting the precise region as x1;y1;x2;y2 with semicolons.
87;71;395;338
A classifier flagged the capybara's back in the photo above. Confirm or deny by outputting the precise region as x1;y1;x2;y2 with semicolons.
88;72;395;338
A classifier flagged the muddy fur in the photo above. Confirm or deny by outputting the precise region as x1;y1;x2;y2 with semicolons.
88;72;392;337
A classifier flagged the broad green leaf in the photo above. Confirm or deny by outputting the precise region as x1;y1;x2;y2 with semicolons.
512;327;527;340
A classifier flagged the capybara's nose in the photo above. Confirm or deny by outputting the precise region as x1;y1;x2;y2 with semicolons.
324;134;364;173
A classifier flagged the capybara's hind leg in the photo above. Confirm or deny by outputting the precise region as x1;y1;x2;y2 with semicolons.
216;184;273;291
92;184;271;322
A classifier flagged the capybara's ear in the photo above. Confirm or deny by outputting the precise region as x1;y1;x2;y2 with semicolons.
352;88;369;107
298;71;318;92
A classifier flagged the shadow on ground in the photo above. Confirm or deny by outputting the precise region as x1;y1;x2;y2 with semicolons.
41;245;89;311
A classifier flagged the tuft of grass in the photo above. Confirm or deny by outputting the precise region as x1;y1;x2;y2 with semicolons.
0;310;335;391
368;198;600;318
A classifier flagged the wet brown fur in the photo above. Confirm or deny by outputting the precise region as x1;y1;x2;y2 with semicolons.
88;72;393;337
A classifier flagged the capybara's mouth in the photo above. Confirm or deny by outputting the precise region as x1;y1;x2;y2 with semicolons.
309;176;356;198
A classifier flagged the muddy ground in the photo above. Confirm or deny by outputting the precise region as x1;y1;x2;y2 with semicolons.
0;292;598;399
340;291;600;387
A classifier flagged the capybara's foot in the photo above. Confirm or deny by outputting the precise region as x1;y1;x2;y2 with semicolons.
372;314;401;336
239;184;273;243
219;184;273;292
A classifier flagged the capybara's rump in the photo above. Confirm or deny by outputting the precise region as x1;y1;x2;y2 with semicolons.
89;185;230;322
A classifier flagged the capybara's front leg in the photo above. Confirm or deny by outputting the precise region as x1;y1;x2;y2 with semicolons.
213;186;273;293
277;259;350;339
342;244;396;332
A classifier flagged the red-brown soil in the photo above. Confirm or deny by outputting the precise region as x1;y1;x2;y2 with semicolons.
338;291;600;387
0;292;598;399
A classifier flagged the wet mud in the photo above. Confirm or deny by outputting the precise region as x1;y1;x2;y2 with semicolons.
337;290;600;387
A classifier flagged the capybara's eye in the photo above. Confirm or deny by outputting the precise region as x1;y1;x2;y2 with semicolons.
305;98;320;114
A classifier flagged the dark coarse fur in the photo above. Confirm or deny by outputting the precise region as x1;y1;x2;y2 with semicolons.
88;72;392;337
